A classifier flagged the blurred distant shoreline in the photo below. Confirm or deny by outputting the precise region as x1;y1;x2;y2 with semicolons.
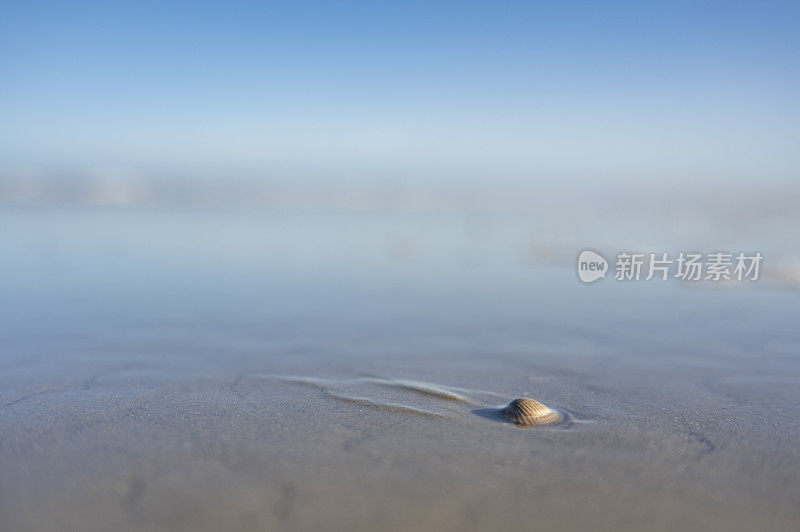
1;173;798;216
3;172;799;289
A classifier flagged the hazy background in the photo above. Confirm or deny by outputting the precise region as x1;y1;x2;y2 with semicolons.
2;1;799;271
2;0;799;361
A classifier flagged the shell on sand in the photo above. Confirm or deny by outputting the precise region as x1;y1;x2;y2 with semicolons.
503;398;562;426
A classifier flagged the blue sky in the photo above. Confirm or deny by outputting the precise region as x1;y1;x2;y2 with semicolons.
1;1;798;183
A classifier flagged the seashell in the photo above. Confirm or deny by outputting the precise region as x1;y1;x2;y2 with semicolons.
503;398;562;426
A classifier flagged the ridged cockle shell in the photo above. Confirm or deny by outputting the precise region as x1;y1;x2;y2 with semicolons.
503;398;562;426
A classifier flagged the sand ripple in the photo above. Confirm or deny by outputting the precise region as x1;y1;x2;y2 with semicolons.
327;393;444;417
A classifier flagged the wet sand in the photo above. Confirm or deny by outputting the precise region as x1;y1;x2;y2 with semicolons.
1;208;799;531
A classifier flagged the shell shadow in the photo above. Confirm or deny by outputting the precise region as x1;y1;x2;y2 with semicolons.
472;407;508;423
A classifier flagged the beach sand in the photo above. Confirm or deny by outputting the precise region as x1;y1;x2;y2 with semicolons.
1;208;799;531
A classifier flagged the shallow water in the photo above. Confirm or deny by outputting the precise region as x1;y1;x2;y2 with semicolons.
1;208;799;531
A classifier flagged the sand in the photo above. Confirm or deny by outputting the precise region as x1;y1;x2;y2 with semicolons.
1;208;799;531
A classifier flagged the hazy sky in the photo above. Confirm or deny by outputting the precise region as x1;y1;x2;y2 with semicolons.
1;1;798;183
